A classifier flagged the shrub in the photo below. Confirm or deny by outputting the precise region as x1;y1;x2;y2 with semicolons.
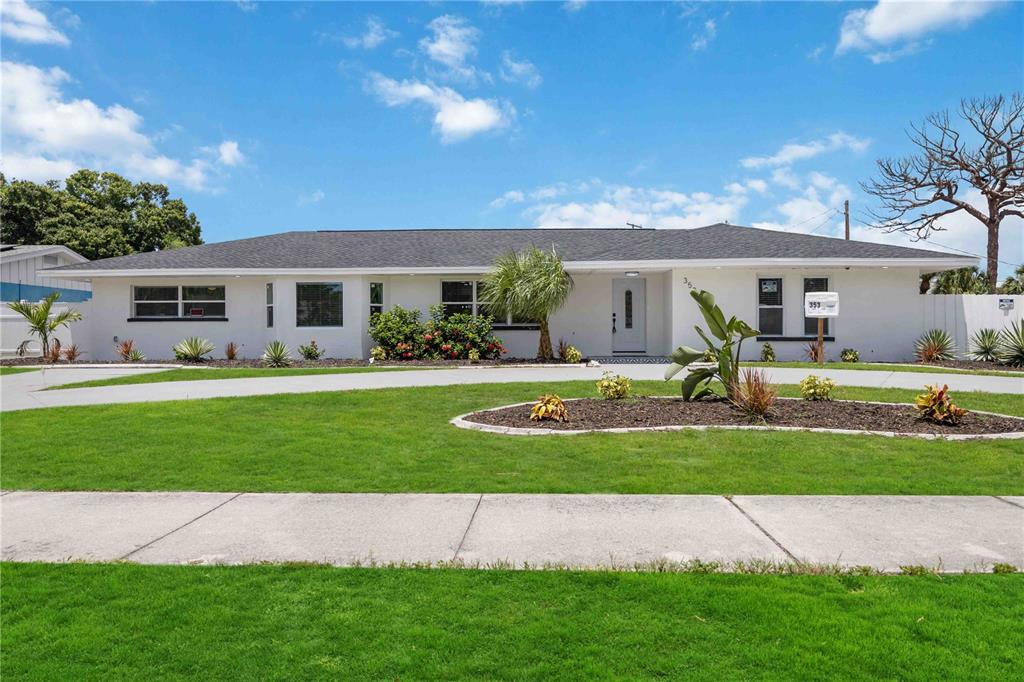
564;345;582;364
224;341;239;361
126;348;146;362
730;368;777;423
369;346;388;362
914;329;956;363
173;337;215;362
62;344;82;363
665;289;759;401
530;394;568;422
996;320;1024;367
468;348;481;364
424;305;505;361
967;328;999;362
596;372;631;399
799;375;836;401
116;339;138;362
45;342;62;364
262;340;292;368
840;348;859;363
804;342;824;363
914;384;968;424
760;343;775;363
369;306;424;359
992;563;1018;574
298;339;326;361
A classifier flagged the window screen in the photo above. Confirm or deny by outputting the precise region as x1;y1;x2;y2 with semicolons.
297;283;343;327
757;278;783;336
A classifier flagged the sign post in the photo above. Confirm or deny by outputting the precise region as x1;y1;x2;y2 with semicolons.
804;292;839;366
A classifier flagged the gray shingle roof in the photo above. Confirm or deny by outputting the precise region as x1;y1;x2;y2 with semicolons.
46;223;970;272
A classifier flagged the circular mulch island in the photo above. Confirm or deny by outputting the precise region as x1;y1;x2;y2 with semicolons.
453;397;1024;440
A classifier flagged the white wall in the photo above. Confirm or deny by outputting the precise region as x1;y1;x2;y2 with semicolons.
0;302;89;357
670;266;925;362
922;295;1023;352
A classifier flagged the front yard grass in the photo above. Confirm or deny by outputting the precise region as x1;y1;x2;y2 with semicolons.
43;364;419;389
2;563;1020;680
2;381;1021;495
0;367;38;376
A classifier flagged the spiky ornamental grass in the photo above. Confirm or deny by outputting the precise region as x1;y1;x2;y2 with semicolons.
479;246;574;360
915;329;956;363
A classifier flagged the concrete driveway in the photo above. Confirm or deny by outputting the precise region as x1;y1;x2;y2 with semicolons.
2;363;1021;412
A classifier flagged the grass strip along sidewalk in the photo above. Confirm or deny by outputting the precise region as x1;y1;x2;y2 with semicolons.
2;381;1021;495
42;365;420;389
2;563;1021;680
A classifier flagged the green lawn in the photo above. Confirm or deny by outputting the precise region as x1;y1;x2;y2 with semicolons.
2;563;1020;680
45;364;417;390
746;361;1023;377
3;381;1021;495
0;367;38;376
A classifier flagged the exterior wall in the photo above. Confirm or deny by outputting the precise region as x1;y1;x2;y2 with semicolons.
670;266;925;362
922;294;1023;351
1;253;92;302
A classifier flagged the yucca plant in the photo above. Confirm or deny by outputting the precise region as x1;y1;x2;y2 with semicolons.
262;340;292;367
996;320;1024;367
126;348;146;362
173;336;215;362
967;328;1000;362
6;292;82;356
914;329;956;363
529;394;568;422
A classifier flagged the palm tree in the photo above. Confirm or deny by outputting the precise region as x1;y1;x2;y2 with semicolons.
479;246;574;360
7;292;83;356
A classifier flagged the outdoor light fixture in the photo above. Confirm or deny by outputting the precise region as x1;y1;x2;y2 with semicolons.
625;271;640;277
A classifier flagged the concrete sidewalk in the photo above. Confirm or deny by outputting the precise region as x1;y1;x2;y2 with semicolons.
2;491;1021;572
2;364;1022;412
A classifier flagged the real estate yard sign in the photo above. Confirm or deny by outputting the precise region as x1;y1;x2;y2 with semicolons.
804;292;839;365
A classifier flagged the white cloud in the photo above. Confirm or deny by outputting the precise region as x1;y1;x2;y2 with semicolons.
0;61;233;190
836;0;996;61
740;132;870;169
235;1;258;13
298;189;325;206
690;19;717;51
367;73;513;143
216;140;245;166
752;172;851;234
490;190;525;208
1;0;70;46
807;45;825;61
342;16;398;50
563;0;587;12
499;51;542;89
419;15;481;82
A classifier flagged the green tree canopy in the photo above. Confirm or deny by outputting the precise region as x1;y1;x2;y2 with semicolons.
0;169;202;260
930;267;991;294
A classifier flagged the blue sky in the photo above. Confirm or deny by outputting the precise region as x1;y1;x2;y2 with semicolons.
1;1;1021;274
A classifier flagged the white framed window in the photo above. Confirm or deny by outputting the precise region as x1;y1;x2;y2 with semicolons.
757;277;783;336
266;283;274;328
296;282;343;327
440;280;532;327
803;277;830;336
132;285;225;319
369;282;384;317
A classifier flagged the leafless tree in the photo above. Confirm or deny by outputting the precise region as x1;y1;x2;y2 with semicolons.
862;94;1023;290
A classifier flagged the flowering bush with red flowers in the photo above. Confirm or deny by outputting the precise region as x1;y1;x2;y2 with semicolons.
368;304;505;361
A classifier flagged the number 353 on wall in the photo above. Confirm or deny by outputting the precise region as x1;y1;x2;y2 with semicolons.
804;292;839;318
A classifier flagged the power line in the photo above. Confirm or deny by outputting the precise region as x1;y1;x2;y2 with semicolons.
805;209;842;236
851;217;1022;269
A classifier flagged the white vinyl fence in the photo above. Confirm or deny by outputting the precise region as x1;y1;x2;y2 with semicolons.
0;301;92;358
921;294;1023;353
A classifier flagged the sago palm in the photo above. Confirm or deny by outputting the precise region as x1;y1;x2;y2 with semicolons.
479;246;574;360
7;292;83;355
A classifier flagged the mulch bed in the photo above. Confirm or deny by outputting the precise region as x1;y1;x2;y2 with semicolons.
0;357;572;368
464;397;1024;436
914;359;1021;372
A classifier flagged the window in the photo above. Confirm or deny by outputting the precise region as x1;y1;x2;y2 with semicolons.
132;285;225;319
757;277;783;336
804;277;830;336
42;254;59;266
266;283;274;328
297;282;343;327
440;280;532;327
624;289;634;329
369;282;384;317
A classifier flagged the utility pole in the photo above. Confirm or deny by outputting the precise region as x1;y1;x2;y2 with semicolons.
844;200;850;240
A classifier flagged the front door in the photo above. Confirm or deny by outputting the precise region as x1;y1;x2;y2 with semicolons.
612;278;646;353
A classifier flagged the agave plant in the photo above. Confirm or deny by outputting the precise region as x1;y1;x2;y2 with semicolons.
996;320;1024;367
665;289;759;400
967;328;1000;362
126;348;146;362
914;329;956;363
173;336;215;362
262;340;292;367
6;292;82;356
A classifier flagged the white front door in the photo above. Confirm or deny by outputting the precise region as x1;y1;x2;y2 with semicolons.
612;278;646;353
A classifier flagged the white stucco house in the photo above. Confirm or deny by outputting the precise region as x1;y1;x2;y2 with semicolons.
38;224;975;362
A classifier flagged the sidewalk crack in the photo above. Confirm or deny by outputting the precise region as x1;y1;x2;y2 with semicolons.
118;492;244;561
993;495;1024;510
725;496;798;563
452;494;484;561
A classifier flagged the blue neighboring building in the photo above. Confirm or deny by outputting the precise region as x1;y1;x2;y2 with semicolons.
0;245;92;302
